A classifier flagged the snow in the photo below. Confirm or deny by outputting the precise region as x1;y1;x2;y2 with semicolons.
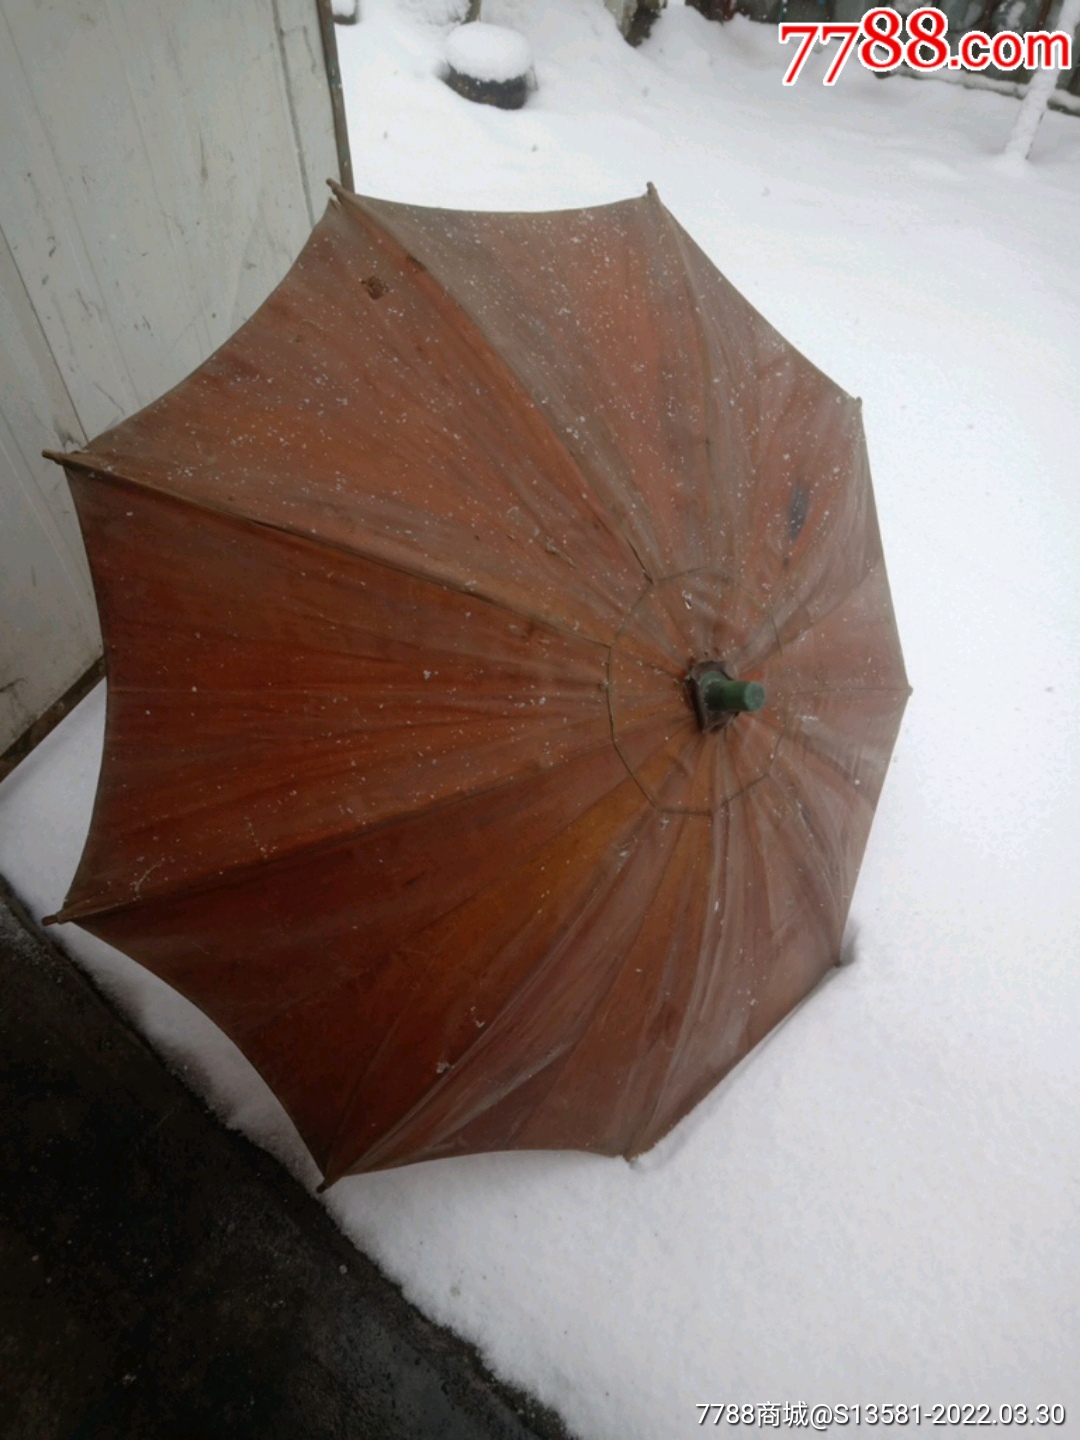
3;2;1080;1435
445;20;533;82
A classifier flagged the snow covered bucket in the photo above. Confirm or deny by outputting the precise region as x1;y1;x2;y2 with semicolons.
444;22;533;110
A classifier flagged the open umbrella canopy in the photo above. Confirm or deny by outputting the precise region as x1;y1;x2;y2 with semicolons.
47;185;909;1182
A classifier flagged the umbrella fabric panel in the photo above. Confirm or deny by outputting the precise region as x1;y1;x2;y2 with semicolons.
510;809;718;1161
85;742;640;1173
318;775;667;1177
58;471;613;922
353;805;707;1173
666;217;881;629
68;200;647;646
347;187;727;584
766;561;909;698
543;785;829;1161
357;187;876;631
426;769;847;1168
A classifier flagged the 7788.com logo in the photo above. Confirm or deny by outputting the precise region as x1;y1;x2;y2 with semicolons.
780;6;1074;85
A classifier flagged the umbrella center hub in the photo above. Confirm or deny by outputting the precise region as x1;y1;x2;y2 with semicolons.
607;569;780;815
688;661;766;734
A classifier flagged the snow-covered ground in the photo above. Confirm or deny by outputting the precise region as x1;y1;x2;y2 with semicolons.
2;3;1079;1435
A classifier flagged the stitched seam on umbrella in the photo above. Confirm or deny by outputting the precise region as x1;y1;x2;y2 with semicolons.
483;805;693;1162
228;767;652;1046
771;562;911;692
623;812;716;1155
332;185;658;586
648;215;887;653
319;785;661;1174
647;188;728;574
331;800;676;1177
48;456;621;655
48;726;636;926
633;766;852;1146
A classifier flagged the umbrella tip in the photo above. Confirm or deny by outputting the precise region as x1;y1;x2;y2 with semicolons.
645;181;659;200
688;663;766;733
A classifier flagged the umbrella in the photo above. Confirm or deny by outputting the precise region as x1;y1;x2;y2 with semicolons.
46;185;909;1183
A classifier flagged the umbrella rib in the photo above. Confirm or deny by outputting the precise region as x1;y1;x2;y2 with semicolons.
621;816;714;1156
644;186;728;574
632;767;843;1160
46;456;621;657
754;771;847;960
49;724;641;927
319;796;662;1173
232;763;650;1056
329;800;673;1177
329;186;657;587
771;559;911;681
498;812;691;1161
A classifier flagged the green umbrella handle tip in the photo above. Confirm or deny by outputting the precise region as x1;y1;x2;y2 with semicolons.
690;666;766;730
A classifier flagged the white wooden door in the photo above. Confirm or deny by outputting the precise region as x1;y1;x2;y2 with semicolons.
0;0;344;751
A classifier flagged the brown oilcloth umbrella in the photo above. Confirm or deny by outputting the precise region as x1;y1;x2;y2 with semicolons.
46;184;909;1183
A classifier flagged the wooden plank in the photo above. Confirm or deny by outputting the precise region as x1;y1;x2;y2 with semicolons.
0;220;98;746
0;0;345;752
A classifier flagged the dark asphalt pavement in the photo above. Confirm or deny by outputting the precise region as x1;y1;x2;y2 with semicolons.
0;883;573;1440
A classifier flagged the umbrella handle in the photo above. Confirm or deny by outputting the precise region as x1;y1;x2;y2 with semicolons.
688;664;766;732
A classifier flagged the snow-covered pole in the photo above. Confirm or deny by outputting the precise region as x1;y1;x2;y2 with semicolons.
1002;0;1080;163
